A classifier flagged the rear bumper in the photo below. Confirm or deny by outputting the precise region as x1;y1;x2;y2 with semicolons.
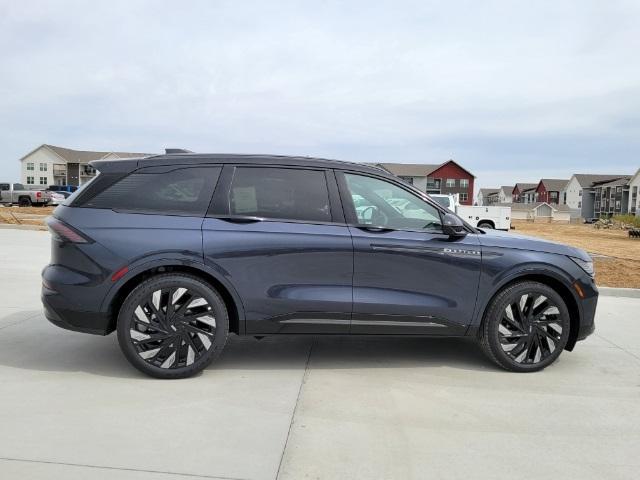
42;284;112;336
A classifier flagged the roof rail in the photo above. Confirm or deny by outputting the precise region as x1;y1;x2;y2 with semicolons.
165;148;194;154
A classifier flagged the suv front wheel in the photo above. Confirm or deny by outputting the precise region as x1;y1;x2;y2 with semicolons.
480;281;570;372
117;273;229;379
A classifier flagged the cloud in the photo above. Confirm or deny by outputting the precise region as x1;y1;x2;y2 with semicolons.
0;0;639;189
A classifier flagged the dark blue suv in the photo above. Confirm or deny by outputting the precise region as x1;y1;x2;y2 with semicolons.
42;153;598;378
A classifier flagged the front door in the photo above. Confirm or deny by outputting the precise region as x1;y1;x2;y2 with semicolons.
202;165;353;334
337;171;481;335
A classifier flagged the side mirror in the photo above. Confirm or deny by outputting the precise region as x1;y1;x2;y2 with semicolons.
442;213;467;238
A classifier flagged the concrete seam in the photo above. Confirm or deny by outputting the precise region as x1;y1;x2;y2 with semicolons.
275;339;315;480
0;457;249;480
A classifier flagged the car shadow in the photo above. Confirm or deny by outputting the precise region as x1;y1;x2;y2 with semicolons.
0;310;496;379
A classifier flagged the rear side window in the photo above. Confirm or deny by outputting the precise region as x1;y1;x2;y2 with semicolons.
84;167;220;216
229;167;331;222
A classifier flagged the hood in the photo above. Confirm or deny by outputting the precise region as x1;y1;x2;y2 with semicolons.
477;228;591;261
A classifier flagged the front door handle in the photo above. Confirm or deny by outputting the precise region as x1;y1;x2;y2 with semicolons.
356;225;394;233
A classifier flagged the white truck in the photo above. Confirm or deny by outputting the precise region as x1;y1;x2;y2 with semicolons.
430;194;511;231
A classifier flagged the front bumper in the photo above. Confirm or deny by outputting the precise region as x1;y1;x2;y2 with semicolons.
575;277;598;343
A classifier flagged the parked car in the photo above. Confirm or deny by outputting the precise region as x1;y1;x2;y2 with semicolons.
48;184;78;193
430;193;511;230
0;182;52;206
42;153;598;379
46;189;72;206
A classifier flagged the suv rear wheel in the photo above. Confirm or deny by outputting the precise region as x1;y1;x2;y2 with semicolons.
117;273;229;379
480;281;570;372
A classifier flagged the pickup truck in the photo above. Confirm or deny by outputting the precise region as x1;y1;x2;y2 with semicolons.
0;182;52;207
430;193;511;230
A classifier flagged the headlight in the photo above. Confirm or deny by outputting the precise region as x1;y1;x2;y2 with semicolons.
570;256;594;277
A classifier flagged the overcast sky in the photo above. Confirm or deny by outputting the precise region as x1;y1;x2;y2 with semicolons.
1;0;639;190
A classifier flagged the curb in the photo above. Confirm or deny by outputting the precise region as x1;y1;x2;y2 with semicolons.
0;224;46;231
598;287;640;299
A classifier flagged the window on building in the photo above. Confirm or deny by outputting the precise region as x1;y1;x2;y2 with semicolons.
39;177;47;185
230;167;331;222
459;192;468;202
39;163;47;172
578;190;582;196
460;179;469;188
399;176;414;185
26;176;34;185
616;200;621;209
26;163;34;171
617;186;622;193
446;178;456;188
578;201;582;208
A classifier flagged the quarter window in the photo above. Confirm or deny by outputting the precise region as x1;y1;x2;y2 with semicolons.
229;167;331;222
84;167;220;216
343;173;442;231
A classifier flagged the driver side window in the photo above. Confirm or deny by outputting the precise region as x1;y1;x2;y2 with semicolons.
344;173;442;231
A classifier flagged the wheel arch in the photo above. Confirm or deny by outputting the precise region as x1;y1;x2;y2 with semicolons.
476;272;581;351
477;219;495;229
104;262;245;336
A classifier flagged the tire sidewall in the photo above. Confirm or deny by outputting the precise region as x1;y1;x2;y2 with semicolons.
485;282;570;372
117;274;229;378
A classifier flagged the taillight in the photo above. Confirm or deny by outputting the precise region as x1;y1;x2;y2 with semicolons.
46;217;93;244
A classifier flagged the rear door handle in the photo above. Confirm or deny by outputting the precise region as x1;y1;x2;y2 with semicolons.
216;215;264;223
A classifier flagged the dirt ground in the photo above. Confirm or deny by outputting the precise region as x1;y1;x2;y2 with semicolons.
0;205;52;228
512;221;640;288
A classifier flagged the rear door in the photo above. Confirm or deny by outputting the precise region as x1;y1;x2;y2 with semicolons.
337;171;481;335
202;165;353;334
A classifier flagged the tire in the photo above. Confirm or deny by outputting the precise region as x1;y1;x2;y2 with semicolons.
477;221;494;229
117;273;229;379
18;197;31;207
479;281;570;372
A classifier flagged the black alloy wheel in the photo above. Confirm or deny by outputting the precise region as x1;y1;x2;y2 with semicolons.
117;273;229;379
480;281;570;372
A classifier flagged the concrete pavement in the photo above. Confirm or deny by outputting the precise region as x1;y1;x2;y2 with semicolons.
0;229;638;480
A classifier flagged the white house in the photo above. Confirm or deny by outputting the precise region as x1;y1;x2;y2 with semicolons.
629;168;640;216
507;202;572;223
20;144;152;188
477;188;499;206
498;186;513;204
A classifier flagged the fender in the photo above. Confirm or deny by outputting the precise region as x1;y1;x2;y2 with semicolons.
468;259;583;332
99;254;246;327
